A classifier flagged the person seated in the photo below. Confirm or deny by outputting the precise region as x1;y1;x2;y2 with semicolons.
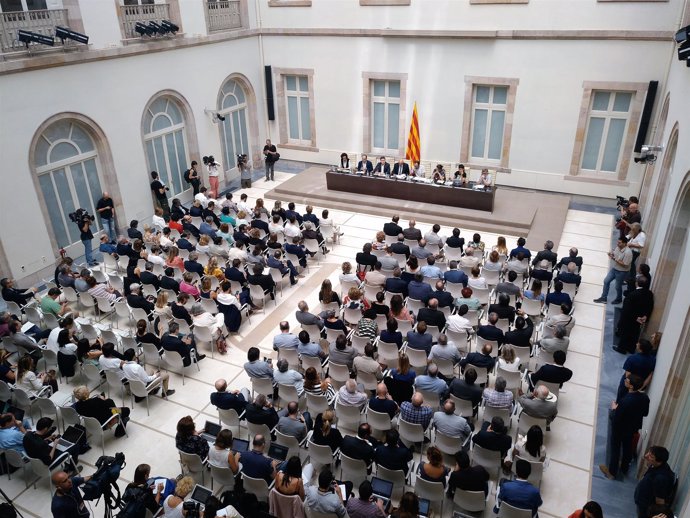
545;281;572;308
454;164;468;185
505;425;547;472
383;215;403;238
518;385;558;425
523;278;545;304
399;392;433;430
347;480;387;518
295;301;324;330
126;283;154;314
432;399;472;442
273;321;300;352
497;344;521;372
297;330;327;359
355;309;379;343
379;318;403;348
161;321;205;365
556;261;582;287
544;303;575;336
340;423;378;467
488;293;516;324
509;237;531;260
410;160;425;177
389;294;414;323
407;273;433;303
353;343;383;381
530;259;554;283
276;401;311;443
16;355;57;396
390;234;411;260
418;446;449;485
538;324;570;355
504;251;529;277
428;334;461;365
455;286;481;312
73;385;129;437
444;260;468;287
240;434;278;484
477;312;505;345
324;309;348;335
472;416;512;460
303;367;337;404
337;379;367;409
1;277;37;306
392;158;409;177
406;321;433;355
329;334;356;369
494;459;543;517
483;376;514;411
467;265;487;290
121;463;166;516
528;350;573;390
445;305;473;334
414;363;448;398
319;279;341;307
504;312;534;348
245;394;279;429
273;358;305;398
0;413;27;454
122;348;174;399
356;242;378;271
556;247;583;272
448;366;483;415
374;428;413;474
247;264;276;300
411;239;434;261
389;353;416;384
459;343;496;379
365;262;387;290
447;450;490;498
368;382;399;419
311;410;343;452
304;466;348;518
373;156;390;176
303;205;320;228
339;261;359;284
432;164;446;183
210;378;249;415
371;291;390;317
274;456;305;499
420;256;443;281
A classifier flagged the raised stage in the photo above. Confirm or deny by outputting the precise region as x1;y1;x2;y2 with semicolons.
265;166;570;250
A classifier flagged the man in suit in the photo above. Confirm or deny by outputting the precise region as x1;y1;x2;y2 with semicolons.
285;202;303;225
445;227;465;252
373;156;390;176
504;312;534;348
531;240;557;268
447;367;483;414
545;281;572;309
374;429;413;474
126;283;154;313
488;293;516;324
160;267;180;293
494;271;522;298
459;343;496;375
225;258;247;285
495;460;542;517
295;301;324;330
390;234;411;259
471;416;512;460
244;394;280;430
161;321;204;365
417;298;446;330
210;379;249;416
408;274;433;302
477;313;505;345
447;450;490;498
406;322;433;355
303;205;320;228
556;247;583;272
555;261;582;287
340;423;378;467
384;268;409;298
600;374;649;480
392;158;410;176
402;219;422;242
357;153;373;175
530;260;554;284
431;281;455;309
444;261;469;287
383;215;403;237
614;275;654;354
138;262;160;290
518;385;558;424
247;264;276;300
528;350;572;390
184;252;205;275
250;212;269;234
267;251;298;286
285;237;309;269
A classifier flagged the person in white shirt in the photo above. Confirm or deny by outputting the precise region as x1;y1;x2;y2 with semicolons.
467;267;488;290
190;304;226;346
122;349;174;397
446;305;473;333
237;194;252;216
268;215;285;240
146;247;167;267
411;160;426;178
151;208;166;231
99;342;126;381
424;224;445;247
284;218;301;239
195;187;211;209
45;317;77;354
159;232;174;249
478;168;492;187
204;155;221;199
339;262;359;283
497;344;521;372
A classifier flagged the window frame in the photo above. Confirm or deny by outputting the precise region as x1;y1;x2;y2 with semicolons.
568;81;648;182
273;67;318;152
0;0;47;12
362;72;407;157
217;77;250;173
460;76;519;172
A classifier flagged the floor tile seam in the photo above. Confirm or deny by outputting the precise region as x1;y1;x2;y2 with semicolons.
563;219;616;229
543;455;594;474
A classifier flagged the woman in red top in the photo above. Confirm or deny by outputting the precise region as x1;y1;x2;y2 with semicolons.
166;246;184;270
169;216;183;233
568;501;603;518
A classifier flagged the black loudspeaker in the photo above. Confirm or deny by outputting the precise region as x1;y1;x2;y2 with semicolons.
634;80;658;153
265;65;275;121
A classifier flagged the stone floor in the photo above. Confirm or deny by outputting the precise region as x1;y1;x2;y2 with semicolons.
4;170;615;518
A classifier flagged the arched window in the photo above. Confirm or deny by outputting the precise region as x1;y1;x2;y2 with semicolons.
218;78;250;172
34;120;104;248
143;95;189;197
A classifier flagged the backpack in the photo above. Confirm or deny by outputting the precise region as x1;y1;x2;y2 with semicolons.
117;486;148;518
183;169;192;184
82;453;126;507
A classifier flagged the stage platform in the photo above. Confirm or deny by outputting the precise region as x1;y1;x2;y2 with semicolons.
265;166;570;250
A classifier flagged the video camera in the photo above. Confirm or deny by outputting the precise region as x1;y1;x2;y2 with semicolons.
183;501;201;518
68;208;95;225
203;155;218;167
615;195;629;210
236;153;248;166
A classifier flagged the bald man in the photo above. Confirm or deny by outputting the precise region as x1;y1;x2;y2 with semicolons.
210;378;250;415
432;399;472;441
368;383;399;419
51;469;92;518
518;385;558;425
417;298;447;330
399;392;433;430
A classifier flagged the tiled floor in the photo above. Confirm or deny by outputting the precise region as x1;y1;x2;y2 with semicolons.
5;174;613;518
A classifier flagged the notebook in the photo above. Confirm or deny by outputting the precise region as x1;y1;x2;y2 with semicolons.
189;484;213;506
267;443;289;462
200;421;222;443
231;438;249;453
370;476;394;512
56;425;84;452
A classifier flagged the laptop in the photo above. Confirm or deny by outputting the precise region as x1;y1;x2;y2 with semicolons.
200;421;222;444
231;438;249;454
56;425;85;452
189;484;213;507
267;443;289;462
370;477;394;512
418;497;431;517
2;401;25;422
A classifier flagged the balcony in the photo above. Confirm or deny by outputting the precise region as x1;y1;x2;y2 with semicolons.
205;1;242;33
119;3;179;40
0;8;68;53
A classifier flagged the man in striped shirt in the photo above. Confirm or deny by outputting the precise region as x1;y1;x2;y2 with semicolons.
86;277;121;303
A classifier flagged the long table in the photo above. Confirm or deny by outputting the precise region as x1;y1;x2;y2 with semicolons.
325;171;496;212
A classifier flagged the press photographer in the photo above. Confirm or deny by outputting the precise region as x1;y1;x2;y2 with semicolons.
238;153;252;188
69;208;97;267
203;155;221;198
615;195;641;239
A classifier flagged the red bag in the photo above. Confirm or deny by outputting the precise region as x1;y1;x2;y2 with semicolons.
356;270;366;281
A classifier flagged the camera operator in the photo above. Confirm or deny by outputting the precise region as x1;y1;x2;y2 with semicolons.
263;139;279;181
51;469;93;518
615;196;641;239
238;153;252;188
78;211;97;267
203;155;221;199
150;171;170;219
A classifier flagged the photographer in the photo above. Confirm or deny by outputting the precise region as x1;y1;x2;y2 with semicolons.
51;469;93;518
263;139;278;181
203;155;221;199
239;153;252;188
615;196;641;239
78;211;97;267
150;171;170;218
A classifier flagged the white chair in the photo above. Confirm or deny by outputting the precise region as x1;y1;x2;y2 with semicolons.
242;473;274;503
141;342;162;369
193;324;216;359
274;429;306;461
178;450;208;485
277;347;300;371
249;283;274;310
209;463;236;493
250;377;274;398
339;452;368;487
343;307;363;327
516;412;548;437
218;407;245;437
104;369;126;406
24;306;43;328
482;405;512;428
162;350;198;385
417;388;441;411
306;392;330;416
58;405;82;431
307;439;337;471
376;340;400;366
414;477;446;516
350;334;370;356
301;355;326;378
497;501;533;518
4;448;30;486
397;418;425;457
374;464;408;503
277;383;301;409
434;428;466;457
356;370;378;392
327;362;350;388
366;408;393;439
83;414;125;456
406;298;424;316
325;327;345;343
127;378;162;416
246;422;273;449
471;442;502;479
450;394;476;421
497;366;523;394
30;397;59;427
334;400;363;431
453;487;489;515
435;357;457;378
395;318;413;335
476;337;499;359
404;347;428;371
512;455;545;488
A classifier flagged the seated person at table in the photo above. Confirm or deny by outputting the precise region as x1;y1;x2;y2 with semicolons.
373;156;390;176
357;154;373;174
410;160;425;177
454;164;468;185
432;164;446;183
392;158;410;176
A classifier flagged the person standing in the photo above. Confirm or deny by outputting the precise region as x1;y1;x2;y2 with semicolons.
239;153;252;188
187;160;201;195
594;237;633;305
634;446;676;518
263;139;278;181
79;213;96;267
149;171;170;218
96;192;116;242
204;155;221;198
599;374;649;481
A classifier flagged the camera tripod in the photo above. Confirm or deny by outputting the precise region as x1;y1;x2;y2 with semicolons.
0;486;24;518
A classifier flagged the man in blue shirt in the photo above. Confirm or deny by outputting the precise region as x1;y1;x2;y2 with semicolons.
240;434;277;483
384;268;409;298
272;321;300;351
444;261;469;287
419;257;443;280
408;274;433;302
51;470;92;518
544;281;572;308
406;322;433;355
297;330;327;359
509;237;532;260
368;383;399;419
495;459;542;517
0;413;26;454
616;338;656;402
414;363;448;397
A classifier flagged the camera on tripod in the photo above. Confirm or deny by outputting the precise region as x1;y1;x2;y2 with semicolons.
68;208;95;226
183;501;201;518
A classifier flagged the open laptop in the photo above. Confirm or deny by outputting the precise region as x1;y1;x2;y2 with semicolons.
2;401;25;422
199;421;222;444
267;443;289;462
370;477;394;512
56;425;84;452
231;437;249;454
189;484;213;507
418;497;431;518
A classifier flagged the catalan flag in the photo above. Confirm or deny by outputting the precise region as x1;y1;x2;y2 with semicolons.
405;102;421;162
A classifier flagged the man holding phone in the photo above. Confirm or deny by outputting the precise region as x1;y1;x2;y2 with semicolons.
304;466;349;518
594;237;633;305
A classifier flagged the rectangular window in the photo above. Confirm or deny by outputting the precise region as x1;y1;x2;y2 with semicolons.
0;0;46;11
580;91;633;174
371;80;401;154
284;74;312;143
470;85;508;162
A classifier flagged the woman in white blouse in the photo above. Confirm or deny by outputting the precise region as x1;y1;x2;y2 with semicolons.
497;344;521;372
205;155;221;199
15;355;56;396
208;429;240;473
483;250;503;272
339;261;359;283
467;266;488;290
505;425;547;471
627;222;646;279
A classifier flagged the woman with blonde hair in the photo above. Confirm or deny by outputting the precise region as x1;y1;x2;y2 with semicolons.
339;261;358;283
483;250;503;272
162;475;195;517
73;385;130;436
154;292;172;320
390;352;416;384
165;246;184;271
498;344;521;372
16;355;56;395
196;235;210;254
311;409;343;452
493;236;508;256
205;256;225;281
343;286;370;311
